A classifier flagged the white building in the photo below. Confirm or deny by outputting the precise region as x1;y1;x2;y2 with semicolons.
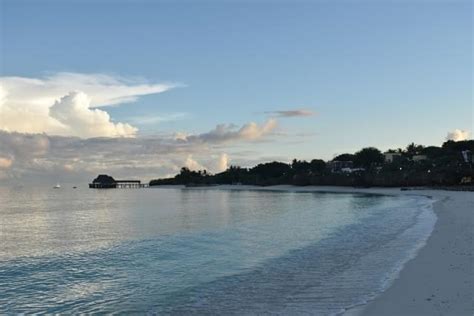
384;152;402;163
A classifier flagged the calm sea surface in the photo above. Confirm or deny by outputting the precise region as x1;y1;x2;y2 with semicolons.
0;186;435;315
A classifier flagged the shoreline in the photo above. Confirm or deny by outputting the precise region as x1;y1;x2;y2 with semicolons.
352;189;473;316
179;185;473;315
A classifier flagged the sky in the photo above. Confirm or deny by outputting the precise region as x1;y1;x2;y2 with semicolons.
0;0;472;184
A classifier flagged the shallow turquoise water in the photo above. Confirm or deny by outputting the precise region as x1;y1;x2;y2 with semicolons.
0;187;435;314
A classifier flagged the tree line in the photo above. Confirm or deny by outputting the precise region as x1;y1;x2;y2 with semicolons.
149;140;474;187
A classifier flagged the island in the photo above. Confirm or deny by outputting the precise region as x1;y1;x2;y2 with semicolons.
149;140;474;189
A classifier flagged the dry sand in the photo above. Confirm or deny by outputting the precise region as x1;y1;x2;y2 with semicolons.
194;185;473;316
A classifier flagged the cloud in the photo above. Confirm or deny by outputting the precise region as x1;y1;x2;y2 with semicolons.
0;118;277;183
265;109;315;118
184;155;206;171
128;112;189;125
0;72;177;136
49;91;137;138
1;72;176;108
0;157;13;169
178;119;277;144
0;85;6;109
0;72;293;183
0;130;191;183
0;131;50;160
446;129;470;141
217;153;229;172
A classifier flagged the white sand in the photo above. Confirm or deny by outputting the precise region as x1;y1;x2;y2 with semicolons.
349;189;473;316
190;185;474;315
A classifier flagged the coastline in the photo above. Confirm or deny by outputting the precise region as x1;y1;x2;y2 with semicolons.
351;189;473;316
182;185;473;315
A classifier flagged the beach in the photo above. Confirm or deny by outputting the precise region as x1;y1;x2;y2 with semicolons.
208;185;473;315
353;189;473;316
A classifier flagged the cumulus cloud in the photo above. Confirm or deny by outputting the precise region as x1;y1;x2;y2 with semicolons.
217;153;229;172
0;118;277;183
0;72;177;136
49;91;137;138
446;129;471;141
0;130;189;182
179;119;277;144
0;72;295;183
265;109;315;117
184;155;206;171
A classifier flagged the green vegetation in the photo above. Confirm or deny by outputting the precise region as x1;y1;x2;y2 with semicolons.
149;140;474;187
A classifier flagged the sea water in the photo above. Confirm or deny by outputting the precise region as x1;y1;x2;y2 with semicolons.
0;186;436;314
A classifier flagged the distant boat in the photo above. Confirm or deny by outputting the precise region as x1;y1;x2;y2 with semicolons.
53;183;61;189
73;186;77;189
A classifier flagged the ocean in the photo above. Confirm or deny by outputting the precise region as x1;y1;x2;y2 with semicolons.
0;186;436;315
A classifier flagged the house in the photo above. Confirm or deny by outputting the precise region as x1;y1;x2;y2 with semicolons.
89;174;146;188
384;152;402;163
412;155;427;162
461;150;472;163
89;174;117;188
327;160;353;173
341;167;366;174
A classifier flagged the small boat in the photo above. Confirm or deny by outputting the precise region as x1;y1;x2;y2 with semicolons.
73;186;77;189
53;183;61;189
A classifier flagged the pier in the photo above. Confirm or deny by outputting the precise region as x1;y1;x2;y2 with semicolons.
89;174;149;189
116;180;149;188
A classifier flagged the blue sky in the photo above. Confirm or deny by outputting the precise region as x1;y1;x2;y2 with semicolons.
0;0;472;181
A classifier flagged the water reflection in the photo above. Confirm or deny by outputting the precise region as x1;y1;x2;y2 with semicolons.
0;187;433;314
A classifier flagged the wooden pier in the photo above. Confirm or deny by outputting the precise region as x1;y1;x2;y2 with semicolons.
116;180;149;188
89;174;149;189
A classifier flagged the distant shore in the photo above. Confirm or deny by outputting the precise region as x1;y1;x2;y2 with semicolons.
176;184;473;315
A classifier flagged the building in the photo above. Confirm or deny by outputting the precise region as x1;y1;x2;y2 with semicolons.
89;174;147;189
384;152;402;163
412;154;427;162
461;150;472;163
89;174;117;188
327;160;354;173
341;167;366;174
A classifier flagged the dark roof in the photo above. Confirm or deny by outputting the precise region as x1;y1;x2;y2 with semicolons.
92;174;116;184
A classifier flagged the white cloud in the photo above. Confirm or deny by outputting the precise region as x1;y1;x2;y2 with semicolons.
217;153;229;172
49;91;137;138
0;72;291;183
184;155;206;171
0;72;177;137
446;129;470;141
0;130;192;183
1;72;176;108
128;112;189;125
179;119;277;144
0;85;6;109
0;120;278;183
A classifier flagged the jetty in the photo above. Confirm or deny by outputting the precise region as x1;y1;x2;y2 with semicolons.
89;174;149;189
